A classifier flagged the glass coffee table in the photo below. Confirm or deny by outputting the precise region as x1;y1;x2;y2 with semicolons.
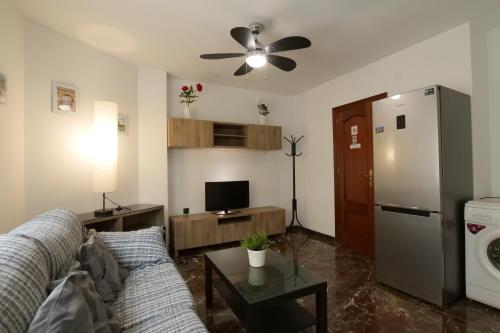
205;247;327;333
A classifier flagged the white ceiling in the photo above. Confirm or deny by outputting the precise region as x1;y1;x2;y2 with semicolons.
12;0;500;95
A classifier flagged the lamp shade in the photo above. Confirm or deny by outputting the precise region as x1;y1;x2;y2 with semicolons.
93;101;118;193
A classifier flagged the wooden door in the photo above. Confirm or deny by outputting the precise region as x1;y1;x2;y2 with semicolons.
255;209;286;235
247;125;282;150
171;214;217;250
167;118;213;148
333;93;386;257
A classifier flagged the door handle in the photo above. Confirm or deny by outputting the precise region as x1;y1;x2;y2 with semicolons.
379;205;431;217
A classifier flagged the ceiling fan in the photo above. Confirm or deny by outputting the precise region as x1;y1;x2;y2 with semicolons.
200;23;311;76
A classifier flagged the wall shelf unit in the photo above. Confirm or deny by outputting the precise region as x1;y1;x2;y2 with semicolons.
167;117;281;150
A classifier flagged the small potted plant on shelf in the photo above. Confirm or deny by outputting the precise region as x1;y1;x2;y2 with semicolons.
240;231;274;267
257;101;270;125
179;83;203;118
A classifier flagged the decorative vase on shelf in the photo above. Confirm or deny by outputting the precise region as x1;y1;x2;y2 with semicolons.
247;249;266;267
259;114;267;125
179;83;203;119
183;104;191;119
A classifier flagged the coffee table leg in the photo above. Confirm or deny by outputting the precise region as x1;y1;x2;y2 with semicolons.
245;307;260;333
205;256;213;308
316;287;327;333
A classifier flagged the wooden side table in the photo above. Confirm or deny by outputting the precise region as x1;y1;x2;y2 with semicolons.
78;204;164;232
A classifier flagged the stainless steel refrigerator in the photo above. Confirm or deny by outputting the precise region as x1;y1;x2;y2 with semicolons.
372;85;473;307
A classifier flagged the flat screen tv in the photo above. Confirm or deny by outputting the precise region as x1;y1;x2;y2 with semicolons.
205;181;249;214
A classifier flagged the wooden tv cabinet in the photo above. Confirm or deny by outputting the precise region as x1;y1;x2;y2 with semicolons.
169;206;285;256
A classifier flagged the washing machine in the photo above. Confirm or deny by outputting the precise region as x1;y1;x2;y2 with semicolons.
465;198;500;308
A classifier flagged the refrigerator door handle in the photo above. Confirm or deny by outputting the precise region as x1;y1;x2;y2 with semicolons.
376;204;436;217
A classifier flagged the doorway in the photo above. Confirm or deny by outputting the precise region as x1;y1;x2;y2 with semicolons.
333;93;387;257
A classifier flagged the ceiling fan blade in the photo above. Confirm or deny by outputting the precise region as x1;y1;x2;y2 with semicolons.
200;53;245;60
230;27;256;50
267;55;297;72
234;63;253;76
265;36;311;53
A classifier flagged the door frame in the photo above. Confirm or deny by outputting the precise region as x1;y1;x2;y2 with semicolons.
332;93;387;257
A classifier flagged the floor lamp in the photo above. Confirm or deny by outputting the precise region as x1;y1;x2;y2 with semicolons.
93;101;118;217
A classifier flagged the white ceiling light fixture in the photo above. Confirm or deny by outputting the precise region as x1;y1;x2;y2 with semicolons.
245;50;267;68
391;94;401;100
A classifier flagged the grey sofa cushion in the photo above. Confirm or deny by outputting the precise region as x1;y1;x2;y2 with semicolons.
28;270;121;333
79;234;129;303
123;307;207;333
112;263;194;330
0;235;50;333
98;227;170;270
10;209;82;279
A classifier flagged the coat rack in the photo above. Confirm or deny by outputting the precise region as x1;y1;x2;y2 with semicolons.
284;135;304;229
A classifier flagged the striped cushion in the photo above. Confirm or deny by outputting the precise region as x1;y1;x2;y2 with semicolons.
98;227;171;270
10;209;82;279
123;307;207;333
112;263;194;329
0;235;50;333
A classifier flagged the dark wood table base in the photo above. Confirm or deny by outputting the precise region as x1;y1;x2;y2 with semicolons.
205;255;327;333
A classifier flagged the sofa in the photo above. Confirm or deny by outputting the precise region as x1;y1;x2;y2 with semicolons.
0;209;208;333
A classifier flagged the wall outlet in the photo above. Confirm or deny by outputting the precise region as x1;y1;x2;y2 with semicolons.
183;208;190;215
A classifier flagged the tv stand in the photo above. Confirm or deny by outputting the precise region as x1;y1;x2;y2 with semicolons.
169;206;285;257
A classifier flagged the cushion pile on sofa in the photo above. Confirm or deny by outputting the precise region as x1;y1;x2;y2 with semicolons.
0;209;207;333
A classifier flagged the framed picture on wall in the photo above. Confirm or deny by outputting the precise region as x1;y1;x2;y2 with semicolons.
118;113;129;135
52;81;78;114
0;73;6;104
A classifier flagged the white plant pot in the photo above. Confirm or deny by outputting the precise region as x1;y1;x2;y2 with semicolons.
248;266;267;286
247;249;266;267
183;104;191;119
259;114;267;125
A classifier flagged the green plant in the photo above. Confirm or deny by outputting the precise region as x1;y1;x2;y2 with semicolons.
240;231;274;251
257;103;270;116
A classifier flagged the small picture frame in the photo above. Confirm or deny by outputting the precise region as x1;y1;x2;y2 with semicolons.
118;113;129;135
0;73;6;104
52;81;77;114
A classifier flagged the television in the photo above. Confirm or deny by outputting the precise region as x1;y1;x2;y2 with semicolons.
205;181;249;214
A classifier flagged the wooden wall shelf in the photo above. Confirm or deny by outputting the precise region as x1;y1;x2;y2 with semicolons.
167;117;282;150
169;206;285;256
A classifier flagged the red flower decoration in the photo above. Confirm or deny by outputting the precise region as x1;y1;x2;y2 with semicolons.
196;83;203;92
181;85;189;92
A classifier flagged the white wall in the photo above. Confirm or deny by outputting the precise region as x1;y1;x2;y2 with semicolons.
296;23;473;236
137;67;168;219
1;10;492;240
0;0;25;233
167;77;299;219
24;20;139;218
486;22;500;194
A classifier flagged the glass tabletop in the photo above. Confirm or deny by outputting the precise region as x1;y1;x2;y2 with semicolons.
205;247;326;305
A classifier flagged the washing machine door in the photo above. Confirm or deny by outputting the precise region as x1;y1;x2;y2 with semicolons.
477;229;500;283
487;238;500;272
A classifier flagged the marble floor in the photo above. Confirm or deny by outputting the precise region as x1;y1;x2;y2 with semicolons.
174;230;500;333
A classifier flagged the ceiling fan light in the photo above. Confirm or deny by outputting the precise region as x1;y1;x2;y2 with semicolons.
245;51;267;68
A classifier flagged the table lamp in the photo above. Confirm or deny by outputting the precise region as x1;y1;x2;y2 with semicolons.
93;101;118;217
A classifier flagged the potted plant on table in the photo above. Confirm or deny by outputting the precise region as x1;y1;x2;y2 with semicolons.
179;83;203;118
257;102;270;125
240;231;274;267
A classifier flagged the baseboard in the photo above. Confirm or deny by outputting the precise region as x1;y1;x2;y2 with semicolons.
286;226;335;241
